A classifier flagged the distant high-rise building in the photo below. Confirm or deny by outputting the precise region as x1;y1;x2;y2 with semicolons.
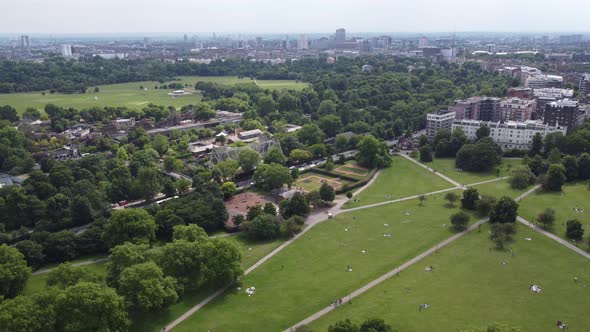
544;99;582;132
426;110;456;138
143;37;151;48
20;35;30;49
183;34;188;43
418;36;429;48
559;34;582;45
61;44;73;58
298;34;308;50
335;28;346;41
580;73;590;97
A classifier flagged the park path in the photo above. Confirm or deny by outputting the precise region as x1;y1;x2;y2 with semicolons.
32;257;109;276
517;216;590;260
466;176;509;187
284;217;490;331
397;153;465;189
164;170;383;331
285;183;541;331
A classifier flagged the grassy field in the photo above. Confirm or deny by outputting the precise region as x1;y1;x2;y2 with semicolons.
518;182;590;250
0;76;308;113
310;223;590;332
470;178;531;200
342;156;453;209
425;158;524;186
295;172;354;193
173;196;471;332
333;161;370;179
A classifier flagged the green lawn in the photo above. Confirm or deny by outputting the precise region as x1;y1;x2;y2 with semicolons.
310;223;590;332
518;182;590;250
425;158;524;186
470;178;531;200
342;155;453;209
173;196;470;332
295;173;354;193
0;76;307;113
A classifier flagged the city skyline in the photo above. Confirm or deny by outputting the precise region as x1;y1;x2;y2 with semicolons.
1;0;590;34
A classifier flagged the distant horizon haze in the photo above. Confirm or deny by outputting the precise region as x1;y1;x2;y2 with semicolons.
1;0;590;35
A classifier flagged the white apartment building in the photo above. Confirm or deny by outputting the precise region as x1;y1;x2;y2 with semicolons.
452;119;567;150
426;110;456;138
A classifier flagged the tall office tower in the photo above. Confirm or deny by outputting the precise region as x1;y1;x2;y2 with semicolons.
61;44;73;58
418;36;429;48
20;35;30;49
298;34;308;50
544;99;581;133
335;28;346;41
580;73;590;97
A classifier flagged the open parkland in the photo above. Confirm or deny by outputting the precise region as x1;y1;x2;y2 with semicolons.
21;152;590;332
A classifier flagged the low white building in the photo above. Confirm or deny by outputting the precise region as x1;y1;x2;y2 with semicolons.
452;119;567;150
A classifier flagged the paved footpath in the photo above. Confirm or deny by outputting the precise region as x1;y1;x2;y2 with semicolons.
397;153;465;189
285;183;541;331
517;216;590;260
284;217;490;331
164;170;383;330
32;257;109;276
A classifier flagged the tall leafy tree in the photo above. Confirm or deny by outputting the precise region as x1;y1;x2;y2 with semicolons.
102;209;157;248
0;244;31;298
489;196;519;224
117;262;178;312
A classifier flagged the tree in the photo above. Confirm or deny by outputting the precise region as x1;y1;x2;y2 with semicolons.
151;134;170;156
318;115;342;137
46;263;102;289
194;103;216;121
456;138;501;172
475;125;490;140
444;192;459;207
545;164;566;191
489;196;519;224
565;219;584;241
0;105;18;122
475;195;497;217
577;153;590;179
242;214;280;240
306;190;325;208
105;242;150;288
0;288;61;332
280;191;311;218
212;159;239;182
70;195;93;225
289;149;313;164
527;155;548;176
221;181;238;199
319;183;336;203
56;282;129;332
359;318;393;332
418;194;427;206
49;163;74;188
253;163;293;190
328;319;359;332
490;223;515;250
561;155;579;182
419;145;433;162
509;165;535;189
529;133;543;157
264;146;287;165
450;212;470;232
173;224;208;243
256;95;276;117
199;239;243;287
103;209;157;248
461;188;480;210
297;124;325;145
547;147;562;164
150;240;205;290
0;244;31;298
134;167;162;201
238;148;261;174
263;202;277;216
356;135;392;169
117;262;178;312
246;204;264;221
14;240;45;269
537;208;555;230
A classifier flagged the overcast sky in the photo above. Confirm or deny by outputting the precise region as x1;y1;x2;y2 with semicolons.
2;0;589;34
